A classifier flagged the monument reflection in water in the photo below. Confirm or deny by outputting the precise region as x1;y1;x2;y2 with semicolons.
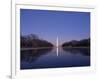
21;47;90;69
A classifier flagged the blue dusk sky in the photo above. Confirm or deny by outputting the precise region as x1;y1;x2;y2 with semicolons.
20;9;90;45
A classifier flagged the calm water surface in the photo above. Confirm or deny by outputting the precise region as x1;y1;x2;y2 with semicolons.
21;47;90;69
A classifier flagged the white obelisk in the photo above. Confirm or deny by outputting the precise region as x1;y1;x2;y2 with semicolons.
56;36;59;56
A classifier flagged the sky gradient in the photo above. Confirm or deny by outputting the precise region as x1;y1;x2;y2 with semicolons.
20;9;90;45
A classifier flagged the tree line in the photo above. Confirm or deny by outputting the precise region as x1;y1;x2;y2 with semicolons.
21;34;90;48
62;38;90;48
21;34;53;48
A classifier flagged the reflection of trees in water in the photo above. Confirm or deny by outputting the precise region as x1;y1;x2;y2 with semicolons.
63;48;90;56
21;48;53;63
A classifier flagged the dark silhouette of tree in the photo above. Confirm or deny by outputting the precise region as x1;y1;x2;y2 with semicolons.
26;34;39;40
62;38;90;47
21;34;53;48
